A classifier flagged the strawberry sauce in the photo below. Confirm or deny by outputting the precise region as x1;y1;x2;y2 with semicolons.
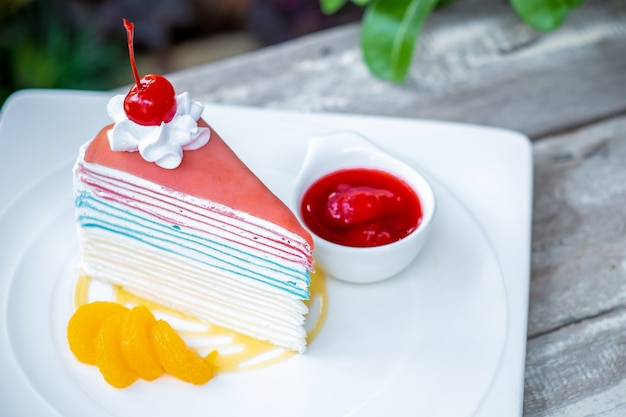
300;168;422;247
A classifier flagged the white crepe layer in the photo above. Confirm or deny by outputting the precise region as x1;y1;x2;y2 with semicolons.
73;144;312;352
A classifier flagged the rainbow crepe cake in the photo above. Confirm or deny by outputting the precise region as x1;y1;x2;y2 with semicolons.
73;87;314;353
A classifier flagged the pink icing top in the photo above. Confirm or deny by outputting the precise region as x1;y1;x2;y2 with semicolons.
84;119;313;248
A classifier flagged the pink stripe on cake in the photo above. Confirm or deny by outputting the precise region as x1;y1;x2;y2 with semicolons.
84;119;314;250
75;165;312;268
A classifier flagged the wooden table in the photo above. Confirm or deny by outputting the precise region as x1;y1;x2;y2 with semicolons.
167;0;626;415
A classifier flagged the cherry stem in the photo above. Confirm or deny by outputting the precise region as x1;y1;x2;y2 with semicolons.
123;18;142;90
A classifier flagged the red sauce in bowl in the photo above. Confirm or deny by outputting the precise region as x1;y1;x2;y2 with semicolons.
300;168;422;247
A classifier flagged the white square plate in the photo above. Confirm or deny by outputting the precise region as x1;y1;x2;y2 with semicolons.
0;89;532;417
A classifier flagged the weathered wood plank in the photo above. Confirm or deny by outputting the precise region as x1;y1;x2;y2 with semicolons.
526;115;626;416
169;0;626;139
524;306;626;417
530;115;626;336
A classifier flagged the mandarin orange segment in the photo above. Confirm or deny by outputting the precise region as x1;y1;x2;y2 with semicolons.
94;311;139;388
151;319;215;385
67;301;129;364
120;305;163;381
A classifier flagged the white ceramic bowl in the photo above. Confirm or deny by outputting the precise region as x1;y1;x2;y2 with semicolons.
292;131;436;284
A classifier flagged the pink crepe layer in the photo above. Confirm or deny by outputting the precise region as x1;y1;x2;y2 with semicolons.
75;163;312;268
84;119;314;249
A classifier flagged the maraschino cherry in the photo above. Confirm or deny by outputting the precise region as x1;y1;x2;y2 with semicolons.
122;18;177;126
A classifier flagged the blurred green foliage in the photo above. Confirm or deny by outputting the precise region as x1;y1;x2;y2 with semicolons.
0;0;362;107
321;0;584;83
1;1;128;106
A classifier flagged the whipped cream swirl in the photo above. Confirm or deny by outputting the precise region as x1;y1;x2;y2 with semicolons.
106;92;210;169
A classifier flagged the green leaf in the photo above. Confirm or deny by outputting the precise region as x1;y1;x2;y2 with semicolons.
321;0;373;14
320;0;349;14
509;0;583;32
360;0;438;83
